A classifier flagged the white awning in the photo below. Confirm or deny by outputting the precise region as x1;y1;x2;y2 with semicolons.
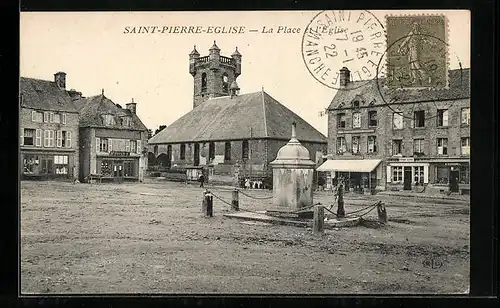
317;159;382;172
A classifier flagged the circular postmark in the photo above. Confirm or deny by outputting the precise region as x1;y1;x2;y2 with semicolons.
375;31;465;121
301;10;385;90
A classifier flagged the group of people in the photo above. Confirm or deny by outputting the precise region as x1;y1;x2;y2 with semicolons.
243;178;264;189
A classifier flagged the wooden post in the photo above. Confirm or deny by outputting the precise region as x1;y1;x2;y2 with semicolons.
377;202;387;224
202;190;214;217
337;181;345;218
231;189;239;211
201;190;207;214
313;205;324;234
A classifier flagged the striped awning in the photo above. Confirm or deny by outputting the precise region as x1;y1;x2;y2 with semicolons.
317;159;382;172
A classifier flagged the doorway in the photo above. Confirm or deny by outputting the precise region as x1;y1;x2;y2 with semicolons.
403;166;412;190
450;170;459;193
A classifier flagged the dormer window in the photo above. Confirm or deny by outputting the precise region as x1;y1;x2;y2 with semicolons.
352;101;360;109
121;116;131;127
103;114;115;126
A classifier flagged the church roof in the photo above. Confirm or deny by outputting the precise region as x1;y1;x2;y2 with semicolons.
148;91;327;144
328;68;470;110
20;77;79;113
75;94;148;131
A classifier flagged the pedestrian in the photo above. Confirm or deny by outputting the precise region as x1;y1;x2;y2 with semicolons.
318;177;325;191
198;173;205;187
244;178;251;189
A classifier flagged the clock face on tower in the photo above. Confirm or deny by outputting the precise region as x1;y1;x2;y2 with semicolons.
223;75;228;83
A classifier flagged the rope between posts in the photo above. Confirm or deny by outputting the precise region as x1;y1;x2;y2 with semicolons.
323;202;380;219
209;191;262;214
236;189;273;200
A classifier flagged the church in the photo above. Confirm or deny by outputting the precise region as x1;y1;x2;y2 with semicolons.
147;42;327;185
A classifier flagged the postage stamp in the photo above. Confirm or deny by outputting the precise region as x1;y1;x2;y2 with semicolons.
301;10;385;90
385;15;449;89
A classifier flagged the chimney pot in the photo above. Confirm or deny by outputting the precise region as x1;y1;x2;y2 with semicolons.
126;101;137;114
339;67;351;88
54;72;67;89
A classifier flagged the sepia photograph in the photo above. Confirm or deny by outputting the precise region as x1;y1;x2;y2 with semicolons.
19;10;470;294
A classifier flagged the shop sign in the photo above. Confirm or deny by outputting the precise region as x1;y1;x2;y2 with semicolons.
398;157;414;162
110;151;130;156
445;163;460;166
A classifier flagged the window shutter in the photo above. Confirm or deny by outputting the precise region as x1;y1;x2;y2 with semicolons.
108;139;113;152
56;130;62;147
137;140;142;154
20;128;24;146
386;165;392;183
96;137;100;152
67;131;72;148
62;113;67;124
423;165;429;184
35;129;42;147
125;140;130;152
443;110;449;126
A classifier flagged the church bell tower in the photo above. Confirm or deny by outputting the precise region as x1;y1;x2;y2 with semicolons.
189;41;242;109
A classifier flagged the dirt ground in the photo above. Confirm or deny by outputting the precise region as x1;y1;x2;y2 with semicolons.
20;180;470;294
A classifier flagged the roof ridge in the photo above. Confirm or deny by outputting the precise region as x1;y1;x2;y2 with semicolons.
261;90;269;137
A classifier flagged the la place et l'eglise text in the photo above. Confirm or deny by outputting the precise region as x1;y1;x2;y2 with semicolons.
123;26;246;34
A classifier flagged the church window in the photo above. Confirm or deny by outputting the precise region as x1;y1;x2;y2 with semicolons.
180;143;186;160
224;142;231;161
201;73;207;91
208;142;215;161
242;140;249;160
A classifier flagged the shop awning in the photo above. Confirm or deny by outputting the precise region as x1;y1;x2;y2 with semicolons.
317;159;382;172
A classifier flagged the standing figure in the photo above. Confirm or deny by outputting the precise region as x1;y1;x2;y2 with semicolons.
198;173;205;187
398;22;429;85
244;178;251;189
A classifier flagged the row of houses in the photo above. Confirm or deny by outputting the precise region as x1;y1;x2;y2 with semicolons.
20;72;149;182
20;42;470;195
318;67;470;195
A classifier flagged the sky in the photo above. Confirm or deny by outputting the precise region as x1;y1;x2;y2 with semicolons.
20;10;470;136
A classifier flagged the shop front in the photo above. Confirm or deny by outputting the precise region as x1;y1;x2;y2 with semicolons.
430;161;470;195
317;159;382;194
386;158;429;192
96;152;139;182
21;151;76;180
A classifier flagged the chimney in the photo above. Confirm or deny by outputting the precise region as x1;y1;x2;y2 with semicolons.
339;67;351;88
68;89;82;101
126;98;137;114
54;72;66;89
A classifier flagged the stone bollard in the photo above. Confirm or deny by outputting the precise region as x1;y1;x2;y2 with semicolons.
377;202;387;224
202;190;213;217
231;189;239;211
313;205;324;234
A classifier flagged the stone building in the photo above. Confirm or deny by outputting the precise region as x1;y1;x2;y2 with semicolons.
318;67;470;194
20;72;80;180
76;93;149;182
148;42;327;183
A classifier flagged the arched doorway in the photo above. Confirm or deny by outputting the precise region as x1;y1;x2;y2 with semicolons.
157;153;170;169
147;152;157;168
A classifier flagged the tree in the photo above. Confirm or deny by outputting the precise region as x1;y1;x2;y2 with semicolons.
155;125;167;135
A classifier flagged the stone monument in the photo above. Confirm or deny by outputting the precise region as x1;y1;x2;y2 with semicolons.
269;122;316;211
